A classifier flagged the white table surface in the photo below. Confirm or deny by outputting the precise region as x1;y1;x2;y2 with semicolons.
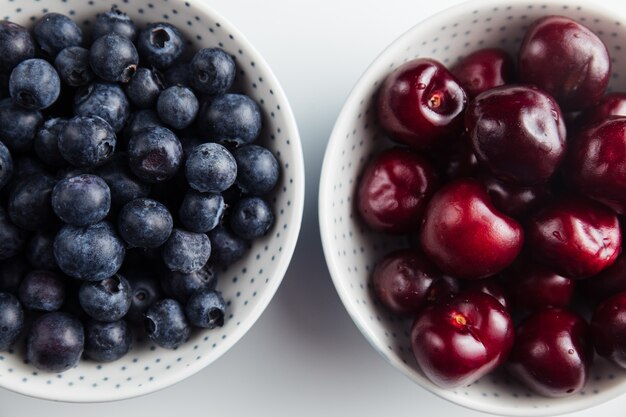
2;0;625;415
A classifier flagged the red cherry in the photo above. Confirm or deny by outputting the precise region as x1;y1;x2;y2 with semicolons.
451;48;514;99
506;263;575;312
464;278;510;310
591;292;626;368
478;173;551;219
579;253;626;303
576;93;626;128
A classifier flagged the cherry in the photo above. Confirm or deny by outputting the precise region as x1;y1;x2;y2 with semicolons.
411;291;514;388
430;133;479;181
579;253;626;303
527;196;621;279
478;173;551;219
567;117;626;214
506;262;575;312
419;178;523;280
377;58;467;150
372;249;458;315
576;93;626;128
508;308;593;397
464;278;510;310
465;85;566;185
519;16;610;111
451;48;514;99
357;147;438;234
591;292;626;368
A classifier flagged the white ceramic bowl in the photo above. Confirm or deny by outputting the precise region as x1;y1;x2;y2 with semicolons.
0;0;304;403
320;0;626;415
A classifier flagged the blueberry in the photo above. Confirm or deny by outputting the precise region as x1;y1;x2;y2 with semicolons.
9;58;60;110
125;268;162;325
54;46;94;87
144;298;190;349
0;21;34;72
128;126;183;183
180;136;203;158
185;143;236;193
118;198;173;248
209;225;247;266
79;274;132;322
157;86;199;130
122;109;163;146
33;13;83;56
59;115;116;167
125;67;163;109
179;192;225;233
0;292;23;349
185;289;225;329
0;207;26;260
161;228;211;273
90;33;138;83
74;82;130;132
95;152;151;207
0;98;43;153
92;7;137;42
230;197;274;239
0;140;13;189
8;174;56;231
35;118;67;168
18;270;65;312
53;221;125;281
52;174;111;226
12;155;46;178
137;22;185;70
27;232;58;271
84;319;132;362
164;62;192;88
190;48;235;95
233;145;279;195
0;257;29;294
161;264;217;303
26;312;84;373
198;94;262;147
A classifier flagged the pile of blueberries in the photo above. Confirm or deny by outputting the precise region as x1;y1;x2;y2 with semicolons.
0;8;279;373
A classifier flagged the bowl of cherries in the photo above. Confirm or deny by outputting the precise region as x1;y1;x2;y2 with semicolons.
320;0;626;415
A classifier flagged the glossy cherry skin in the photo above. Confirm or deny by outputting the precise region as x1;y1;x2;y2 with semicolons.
576;93;626;128
568;117;626;214
478;173;551;219
527;196;621;279
419;179;524;280
372;249;458;315
508;308;592;397
377;58;467;150
519;16;610;111
430;134;479;181
507;263;575;312
357;147;438;234
580;253;626;303
591;292;626;368
465;85;567;185
411;290;514;388
451;48;514;99
464;278;510;310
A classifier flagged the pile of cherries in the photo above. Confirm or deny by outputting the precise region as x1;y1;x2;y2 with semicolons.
358;15;626;397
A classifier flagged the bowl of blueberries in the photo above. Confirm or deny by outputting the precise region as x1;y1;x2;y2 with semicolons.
320;0;626;415
0;0;304;402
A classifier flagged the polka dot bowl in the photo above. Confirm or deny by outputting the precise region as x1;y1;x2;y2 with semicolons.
0;0;304;403
319;0;626;415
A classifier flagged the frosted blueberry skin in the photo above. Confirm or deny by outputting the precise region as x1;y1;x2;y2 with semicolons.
9;58;61;110
145;298;191;349
84;319;132;363
8;174;56;231
208;225;247;266
137;22;185;70
79;275;132;322
26;312;84;372
125;269;162;325
198;94;262;147
125;67;164;109
233;145;279;195
18;270;65;312
117;197;173;248
52;174;111;226
54;46;94;87
161;228;211;274
0;98;43;153
190;47;236;95
58;115;116;168
92;7;137;42
230;197;274;239
121;109;163;147
74;82;130;133
33;13;83;56
178;191;225;233
185;142;237;193
34;118;67;168
0;292;24;350
89;33;138;83
185;289;226;329
0;21;34;72
160;264;217;304
157;86;199;130
0;140;13;189
127;126;183;183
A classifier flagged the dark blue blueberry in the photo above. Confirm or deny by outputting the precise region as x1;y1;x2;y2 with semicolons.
125;67;163;109
59;115;116;167
125;268;162;325
118;198;173;248
161;263;217;304
0;257;29;294
0;21;34;73
190;48;235;95
198;94;262;147
33;13;83;56
84;319;132;362
0;98;43;153
89;33;138;83
35;118;67;168
209;225;247;266
161;228;210;273
122;109;163;146
93;7;137;42
26;312;84;372
144;298;190;349
52;174;111;226
74;82;130;133
0;292;23;349
95;152;151;207
157;86;198;130
8;174;55;231
54;46;94;87
185;289;225;329
0;141;13;189
53;221;125;281
79;274;132;322
27;232;58;271
137;22;185;70
12;155;46;178
233;145;279;195
54;166;90;181
179;191;225;233
18;270;65;312
164;62;192;88
230;197;274;239
0;207;26;260
185;143;236;193
9;58;61;110
128;126;183;183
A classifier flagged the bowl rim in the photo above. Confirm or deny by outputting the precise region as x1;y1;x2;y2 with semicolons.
319;0;626;415
0;0;305;403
